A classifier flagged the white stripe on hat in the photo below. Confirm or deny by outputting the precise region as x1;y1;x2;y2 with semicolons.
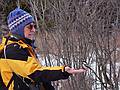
8;13;30;27
8;13;32;30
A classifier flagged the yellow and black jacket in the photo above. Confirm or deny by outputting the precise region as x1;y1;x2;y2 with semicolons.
0;35;70;90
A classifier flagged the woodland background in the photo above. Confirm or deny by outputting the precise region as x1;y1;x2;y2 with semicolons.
0;0;120;90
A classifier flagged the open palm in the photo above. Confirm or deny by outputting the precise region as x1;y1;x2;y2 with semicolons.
65;66;87;74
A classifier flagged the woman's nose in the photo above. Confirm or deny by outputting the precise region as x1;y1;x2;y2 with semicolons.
31;26;36;32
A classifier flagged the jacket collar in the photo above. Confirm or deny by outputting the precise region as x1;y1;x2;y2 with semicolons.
7;34;36;48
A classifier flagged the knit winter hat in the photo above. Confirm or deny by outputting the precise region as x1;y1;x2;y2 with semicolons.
7;7;34;37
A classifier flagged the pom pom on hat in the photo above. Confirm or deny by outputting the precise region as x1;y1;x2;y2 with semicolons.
7;7;34;37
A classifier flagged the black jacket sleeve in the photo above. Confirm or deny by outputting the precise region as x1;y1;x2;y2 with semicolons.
28;70;70;82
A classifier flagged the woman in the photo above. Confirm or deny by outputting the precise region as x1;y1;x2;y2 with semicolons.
0;7;87;90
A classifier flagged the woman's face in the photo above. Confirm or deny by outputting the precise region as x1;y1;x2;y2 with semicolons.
24;23;36;40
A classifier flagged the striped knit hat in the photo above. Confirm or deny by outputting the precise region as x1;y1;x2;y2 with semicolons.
7;7;34;37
